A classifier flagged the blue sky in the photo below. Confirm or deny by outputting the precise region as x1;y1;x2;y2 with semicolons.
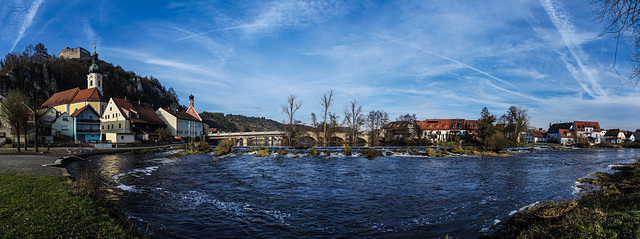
1;0;638;130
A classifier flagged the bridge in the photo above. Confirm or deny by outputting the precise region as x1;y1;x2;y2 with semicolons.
207;131;370;146
208;131;285;146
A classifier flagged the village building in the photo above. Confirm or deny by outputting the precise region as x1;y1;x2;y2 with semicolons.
51;112;74;139
70;105;101;143
41;48;107;115
101;98;165;143
156;93;204;143
524;129;548;143
573;121;603;144
604;129;626;143
416;119;478;142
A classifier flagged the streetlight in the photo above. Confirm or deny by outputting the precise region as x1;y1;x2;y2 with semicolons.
21;102;37;152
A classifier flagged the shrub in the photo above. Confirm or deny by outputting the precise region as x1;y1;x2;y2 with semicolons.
343;145;351;152
254;148;271;157
197;142;213;152
323;151;331;157
358;148;384;159
385;151;393;156
214;138;235;156
487;133;510;152
308;148;320;156
278;149;287;155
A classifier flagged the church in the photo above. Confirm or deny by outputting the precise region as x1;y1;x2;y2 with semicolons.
41;47;106;115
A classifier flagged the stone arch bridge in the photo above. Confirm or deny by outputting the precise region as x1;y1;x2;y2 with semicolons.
207;131;369;146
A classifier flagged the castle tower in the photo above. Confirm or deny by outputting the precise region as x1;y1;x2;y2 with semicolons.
87;46;103;95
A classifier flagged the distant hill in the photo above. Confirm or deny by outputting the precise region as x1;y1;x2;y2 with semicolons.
200;112;285;132
0;43;182;110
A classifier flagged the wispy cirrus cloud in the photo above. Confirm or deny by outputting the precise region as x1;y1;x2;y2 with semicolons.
237;0;349;37
9;0;44;52
541;0;607;99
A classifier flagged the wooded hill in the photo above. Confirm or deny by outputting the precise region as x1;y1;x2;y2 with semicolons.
0;43;182;110
200;112;284;132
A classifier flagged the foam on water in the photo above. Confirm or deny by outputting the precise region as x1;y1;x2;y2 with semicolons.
112;166;160;192
509;201;541;216
177;190;291;225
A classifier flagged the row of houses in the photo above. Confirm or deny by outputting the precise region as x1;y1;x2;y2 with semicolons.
524;121;640;145
382;117;638;146
21;49;207;144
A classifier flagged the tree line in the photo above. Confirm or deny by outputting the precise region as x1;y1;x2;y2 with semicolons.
281;90;530;149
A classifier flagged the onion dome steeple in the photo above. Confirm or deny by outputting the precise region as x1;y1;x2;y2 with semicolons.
88;46;101;74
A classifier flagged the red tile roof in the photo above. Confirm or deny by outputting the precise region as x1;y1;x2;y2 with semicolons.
111;98;165;125
417;119;475;131
559;129;573;138
70;88;103;103
161;107;201;122
40;88;79;108
528;129;547;138
574;121;601;132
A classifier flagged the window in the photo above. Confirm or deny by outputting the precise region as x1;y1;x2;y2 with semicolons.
119;123;121;128
91;134;95;138
62;116;69;121
90;80;93;86
102;125;104;129
62;125;69;130
120;136;124;140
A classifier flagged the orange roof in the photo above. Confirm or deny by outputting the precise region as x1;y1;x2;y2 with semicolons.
161;107;201;122
417;119;471;130
111;98;165;125
71;88;103;103
40;88;79;108
573;121;601;132
528;129;547;138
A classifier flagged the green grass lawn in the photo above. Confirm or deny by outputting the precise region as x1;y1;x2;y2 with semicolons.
0;173;138;238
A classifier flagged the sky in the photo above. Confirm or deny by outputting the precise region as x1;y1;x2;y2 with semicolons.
1;0;639;130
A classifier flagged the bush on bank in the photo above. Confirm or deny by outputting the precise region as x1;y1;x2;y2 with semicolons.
485;159;640;238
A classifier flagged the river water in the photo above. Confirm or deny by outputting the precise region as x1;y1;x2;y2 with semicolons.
79;147;639;238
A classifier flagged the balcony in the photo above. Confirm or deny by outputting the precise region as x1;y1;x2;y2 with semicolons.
76;128;101;133
76;118;101;123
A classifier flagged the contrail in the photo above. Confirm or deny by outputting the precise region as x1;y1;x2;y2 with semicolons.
540;0;607;99
378;34;520;90
10;0;45;52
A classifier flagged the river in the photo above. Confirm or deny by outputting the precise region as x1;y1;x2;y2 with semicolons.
77;147;639;238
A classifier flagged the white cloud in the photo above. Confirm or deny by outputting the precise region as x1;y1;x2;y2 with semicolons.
9;0;44;52
540;0;607;99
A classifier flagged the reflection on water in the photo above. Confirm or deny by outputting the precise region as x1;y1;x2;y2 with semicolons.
78;147;639;238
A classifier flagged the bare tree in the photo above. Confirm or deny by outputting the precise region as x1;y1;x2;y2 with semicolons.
343;100;364;146
320;89;334;147
0;89;29;152
367;109;389;146
326;113;341;145
310;113;322;145
592;0;640;84
501;106;530;143
282;94;301;146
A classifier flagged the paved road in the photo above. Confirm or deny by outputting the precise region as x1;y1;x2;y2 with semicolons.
0;145;173;176
0;153;67;176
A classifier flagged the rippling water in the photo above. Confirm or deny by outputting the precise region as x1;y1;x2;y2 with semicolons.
79;147;639;238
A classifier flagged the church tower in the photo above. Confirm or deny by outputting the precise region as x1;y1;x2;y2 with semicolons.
186;91;202;121
87;46;103;95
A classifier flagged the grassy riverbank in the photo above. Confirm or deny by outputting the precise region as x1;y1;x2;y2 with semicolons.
0;173;139;238
486;159;640;238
